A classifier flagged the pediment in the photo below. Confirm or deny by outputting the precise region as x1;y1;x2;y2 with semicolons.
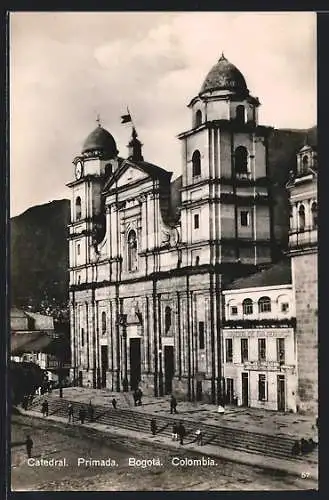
116;165;149;188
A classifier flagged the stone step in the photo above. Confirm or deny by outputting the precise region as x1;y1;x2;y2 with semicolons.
28;397;305;461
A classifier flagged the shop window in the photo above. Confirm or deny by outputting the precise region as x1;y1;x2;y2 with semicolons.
258;296;271;313
258;338;266;361
258;374;267;401
199;321;205;350
225;338;233;363
241;338;249;362
242;298;253;315
192;150;201;177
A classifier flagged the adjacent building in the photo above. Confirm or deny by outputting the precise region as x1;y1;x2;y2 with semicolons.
222;261;297;412
286;142;318;414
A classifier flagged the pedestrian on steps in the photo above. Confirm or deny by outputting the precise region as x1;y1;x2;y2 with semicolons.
41;400;49;417
68;403;74;423
195;428;203;446
177;422;186;445
172;423;178;441
151;418;157;436
25;435;33;458
170;394;178;414
87;401;94;422
112;398;117;409
136;388;143;406
79;407;86;424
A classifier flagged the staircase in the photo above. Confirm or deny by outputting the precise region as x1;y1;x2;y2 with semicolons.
27;397;314;462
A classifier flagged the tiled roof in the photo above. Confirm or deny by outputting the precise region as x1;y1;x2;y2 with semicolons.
225;260;292;291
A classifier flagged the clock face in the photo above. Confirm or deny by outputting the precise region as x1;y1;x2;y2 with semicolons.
75;161;83;180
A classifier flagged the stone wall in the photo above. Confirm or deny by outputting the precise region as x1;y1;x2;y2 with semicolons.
292;251;318;414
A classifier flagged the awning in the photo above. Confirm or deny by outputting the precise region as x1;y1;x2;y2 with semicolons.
11;332;55;354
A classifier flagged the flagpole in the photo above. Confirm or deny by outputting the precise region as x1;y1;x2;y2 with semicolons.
127;106;137;133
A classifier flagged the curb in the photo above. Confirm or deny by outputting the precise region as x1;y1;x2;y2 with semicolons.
15;408;318;483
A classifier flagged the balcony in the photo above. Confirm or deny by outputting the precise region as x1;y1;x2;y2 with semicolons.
288;226;317;250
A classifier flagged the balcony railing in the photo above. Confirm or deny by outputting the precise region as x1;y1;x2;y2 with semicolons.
289;226;317;249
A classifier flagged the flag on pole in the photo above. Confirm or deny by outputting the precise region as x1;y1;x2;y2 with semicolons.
121;113;132;124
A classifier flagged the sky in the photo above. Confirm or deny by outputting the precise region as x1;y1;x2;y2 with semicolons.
10;12;316;217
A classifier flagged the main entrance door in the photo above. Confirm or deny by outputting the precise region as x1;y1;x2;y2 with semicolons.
277;374;285;411
241;373;249;407
164;346;174;394
101;346;108;388
129;338;141;391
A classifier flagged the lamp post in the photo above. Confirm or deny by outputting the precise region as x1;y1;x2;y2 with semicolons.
158;349;163;396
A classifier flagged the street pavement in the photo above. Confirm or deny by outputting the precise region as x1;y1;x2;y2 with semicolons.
11;414;318;491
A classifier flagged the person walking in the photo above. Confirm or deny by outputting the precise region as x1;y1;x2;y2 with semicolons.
112;398;117;409
195;428;203;446
41;400;49;417
177;422;186;445
137;388;143;406
87;401;94;422
79;407;86;424
150;418;157;436
68;403;74;423
170;395;178;414
25;435;33;458
172;423;178;441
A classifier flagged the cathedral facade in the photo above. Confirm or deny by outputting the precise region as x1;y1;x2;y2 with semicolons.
68;55;276;403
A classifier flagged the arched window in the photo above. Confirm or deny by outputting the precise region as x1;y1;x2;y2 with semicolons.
302;155;309;173
242;298;253;315
311;202;317;228
298;204;305;231
195;110;202;127
192;150;201;177
236;105;245;124
105;163;112;177
258;296;271;313
127;230;137;271
101;311;106;335
76;196;82;220
235;146;248;175
165;306;172;334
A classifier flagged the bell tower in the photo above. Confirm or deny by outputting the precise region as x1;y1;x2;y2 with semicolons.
67;121;119;285
178;53;273;268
